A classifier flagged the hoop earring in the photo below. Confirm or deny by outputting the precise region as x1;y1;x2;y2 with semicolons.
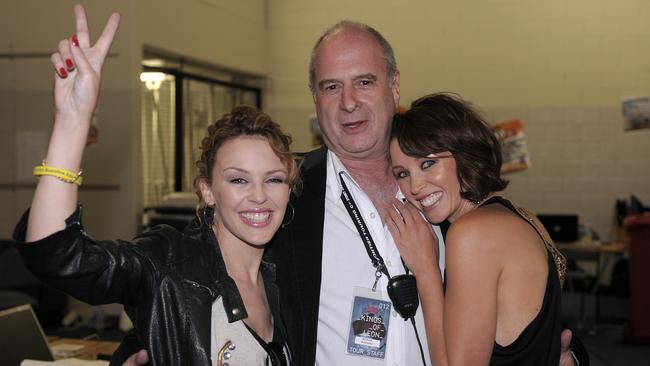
282;203;295;228
201;204;215;226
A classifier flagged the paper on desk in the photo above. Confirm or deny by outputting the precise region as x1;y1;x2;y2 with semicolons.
21;359;109;366
49;343;85;358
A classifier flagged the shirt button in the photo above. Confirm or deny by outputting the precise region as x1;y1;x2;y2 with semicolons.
392;311;397;317
386;260;392;266
370;212;376;219
232;308;240;316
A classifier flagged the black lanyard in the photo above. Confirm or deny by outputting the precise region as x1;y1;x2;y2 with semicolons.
339;173;426;365
338;172;392;289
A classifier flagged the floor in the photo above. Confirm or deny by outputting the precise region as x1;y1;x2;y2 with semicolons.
563;292;650;366
42;292;650;365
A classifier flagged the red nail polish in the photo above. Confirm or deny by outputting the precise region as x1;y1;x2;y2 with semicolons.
71;35;79;47
65;59;74;70
59;67;68;78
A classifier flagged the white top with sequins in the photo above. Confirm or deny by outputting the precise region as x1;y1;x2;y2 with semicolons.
210;297;269;366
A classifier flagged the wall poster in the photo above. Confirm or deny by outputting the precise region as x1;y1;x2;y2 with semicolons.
493;119;531;174
622;96;650;131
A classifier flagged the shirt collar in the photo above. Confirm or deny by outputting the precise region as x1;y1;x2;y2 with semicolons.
327;150;407;202
326;150;363;198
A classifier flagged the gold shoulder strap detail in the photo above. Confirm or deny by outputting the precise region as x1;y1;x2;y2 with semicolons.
512;205;567;287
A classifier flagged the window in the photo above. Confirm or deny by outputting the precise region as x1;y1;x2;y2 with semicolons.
140;52;262;208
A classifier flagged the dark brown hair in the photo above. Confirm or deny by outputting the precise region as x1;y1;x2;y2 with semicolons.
391;93;508;202
194;105;300;203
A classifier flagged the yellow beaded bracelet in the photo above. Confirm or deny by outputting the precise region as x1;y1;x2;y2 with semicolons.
33;162;83;186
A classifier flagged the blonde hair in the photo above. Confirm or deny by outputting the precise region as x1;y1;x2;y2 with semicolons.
194;105;300;204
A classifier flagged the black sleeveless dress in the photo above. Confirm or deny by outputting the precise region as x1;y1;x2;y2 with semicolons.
479;197;563;366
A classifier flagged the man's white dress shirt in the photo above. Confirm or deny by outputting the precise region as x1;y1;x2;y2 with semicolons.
315;151;445;366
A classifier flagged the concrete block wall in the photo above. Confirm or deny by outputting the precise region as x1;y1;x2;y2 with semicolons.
0;1;138;241
266;0;650;240
1;0;648;253
1;0;267;317
0;0;267;239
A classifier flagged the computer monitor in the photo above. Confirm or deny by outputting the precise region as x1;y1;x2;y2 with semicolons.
630;195;649;214
537;214;579;243
0;304;54;365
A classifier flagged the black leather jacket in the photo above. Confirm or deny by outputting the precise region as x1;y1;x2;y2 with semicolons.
14;206;286;366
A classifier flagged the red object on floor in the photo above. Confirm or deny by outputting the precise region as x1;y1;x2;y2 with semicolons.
624;212;650;343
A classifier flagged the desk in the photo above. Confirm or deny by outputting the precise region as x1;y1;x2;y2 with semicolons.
47;338;119;360
557;241;626;255
557;241;626;285
557;241;627;330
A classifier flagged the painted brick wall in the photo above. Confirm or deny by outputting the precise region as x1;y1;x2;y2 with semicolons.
0;0;268;318
0;0;267;239
2;1;648;243
265;0;650;239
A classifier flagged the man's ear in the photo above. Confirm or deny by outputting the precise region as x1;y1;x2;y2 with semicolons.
390;70;401;110
198;179;215;205
310;84;317;103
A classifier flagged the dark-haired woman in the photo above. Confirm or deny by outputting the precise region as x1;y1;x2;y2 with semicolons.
15;5;294;365
386;93;566;365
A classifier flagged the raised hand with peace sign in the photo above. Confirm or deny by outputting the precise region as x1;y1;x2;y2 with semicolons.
51;4;120;120
27;4;120;242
